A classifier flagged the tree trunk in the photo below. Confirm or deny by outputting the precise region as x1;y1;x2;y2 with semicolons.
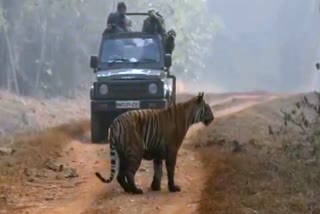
3;25;19;95
35;8;48;95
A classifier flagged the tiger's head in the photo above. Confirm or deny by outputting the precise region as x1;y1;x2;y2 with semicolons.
190;92;214;126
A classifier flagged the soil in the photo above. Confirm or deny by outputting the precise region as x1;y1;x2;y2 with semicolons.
1;90;318;214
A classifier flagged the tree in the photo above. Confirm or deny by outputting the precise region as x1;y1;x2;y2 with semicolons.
0;0;222;97
131;0;222;81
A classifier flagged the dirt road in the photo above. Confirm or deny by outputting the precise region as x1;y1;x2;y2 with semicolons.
0;93;279;214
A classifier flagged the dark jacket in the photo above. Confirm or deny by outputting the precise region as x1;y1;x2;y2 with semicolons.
142;13;166;36
107;11;132;32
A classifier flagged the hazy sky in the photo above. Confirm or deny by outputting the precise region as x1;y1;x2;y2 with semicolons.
203;0;320;92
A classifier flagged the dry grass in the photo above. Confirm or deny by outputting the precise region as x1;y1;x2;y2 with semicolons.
0;119;90;210
198;144;320;214
0;89;90;139
197;96;320;214
0;119;89;174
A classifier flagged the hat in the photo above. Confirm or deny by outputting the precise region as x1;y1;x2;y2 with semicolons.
148;8;156;14
168;29;176;38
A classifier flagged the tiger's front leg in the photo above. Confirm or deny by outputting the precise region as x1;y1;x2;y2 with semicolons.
165;152;181;192
151;159;163;191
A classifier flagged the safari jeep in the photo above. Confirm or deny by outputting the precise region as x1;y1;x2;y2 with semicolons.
89;30;176;143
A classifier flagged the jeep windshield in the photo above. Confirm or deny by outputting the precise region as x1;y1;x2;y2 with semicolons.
100;37;161;65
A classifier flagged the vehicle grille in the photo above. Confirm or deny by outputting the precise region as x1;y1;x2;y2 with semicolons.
94;80;163;100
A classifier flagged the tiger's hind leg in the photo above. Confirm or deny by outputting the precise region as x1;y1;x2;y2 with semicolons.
166;151;181;192
117;159;130;193
125;158;143;194
151;159;163;191
117;172;129;192
123;126;144;194
124;148;143;194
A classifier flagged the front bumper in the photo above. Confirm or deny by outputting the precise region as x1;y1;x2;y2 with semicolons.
91;99;168;112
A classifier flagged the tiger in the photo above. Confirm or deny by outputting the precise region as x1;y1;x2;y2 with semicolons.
95;92;214;194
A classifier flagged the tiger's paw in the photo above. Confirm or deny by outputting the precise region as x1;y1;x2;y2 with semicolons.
169;184;181;192
123;187;131;193
131;188;144;195
151;181;161;191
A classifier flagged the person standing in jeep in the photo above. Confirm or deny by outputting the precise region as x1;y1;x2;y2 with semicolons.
106;2;132;32
142;9;166;36
142;9;176;55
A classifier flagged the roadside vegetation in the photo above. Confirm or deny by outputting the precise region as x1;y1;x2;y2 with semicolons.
197;92;320;214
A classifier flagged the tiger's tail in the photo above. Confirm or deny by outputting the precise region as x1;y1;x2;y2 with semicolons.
95;127;119;183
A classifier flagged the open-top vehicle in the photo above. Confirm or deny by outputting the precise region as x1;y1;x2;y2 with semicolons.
89;13;176;143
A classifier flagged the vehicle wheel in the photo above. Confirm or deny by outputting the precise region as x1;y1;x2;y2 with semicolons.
91;111;119;144
91;111;104;143
103;113;117;143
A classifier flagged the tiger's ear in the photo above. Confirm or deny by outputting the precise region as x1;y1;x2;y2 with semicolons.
196;92;204;103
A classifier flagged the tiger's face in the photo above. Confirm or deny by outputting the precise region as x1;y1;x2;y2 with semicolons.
193;92;214;126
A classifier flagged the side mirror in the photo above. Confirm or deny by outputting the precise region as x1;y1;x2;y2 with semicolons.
316;63;320;70
164;54;172;68
90;56;98;69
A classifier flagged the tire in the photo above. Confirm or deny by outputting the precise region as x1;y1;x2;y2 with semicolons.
91;111;119;144
91;111;104;143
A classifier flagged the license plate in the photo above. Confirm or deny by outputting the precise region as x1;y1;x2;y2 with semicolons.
116;100;140;109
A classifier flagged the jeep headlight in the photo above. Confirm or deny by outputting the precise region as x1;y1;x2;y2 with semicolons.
99;84;108;95
148;83;158;94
